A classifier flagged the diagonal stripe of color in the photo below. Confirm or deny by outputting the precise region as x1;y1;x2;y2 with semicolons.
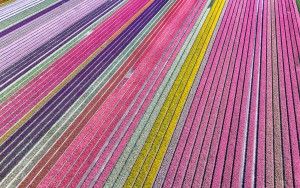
0;0;299;187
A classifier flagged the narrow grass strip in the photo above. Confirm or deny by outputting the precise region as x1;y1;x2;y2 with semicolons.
153;0;228;184
124;0;225;186
0;0;59;30
84;0;206;185
0;0;152;146
104;3;211;186
0;1;170;186
0;0;127;103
